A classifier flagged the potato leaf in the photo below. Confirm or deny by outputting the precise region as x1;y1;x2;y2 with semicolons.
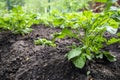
94;0;107;3
72;54;86;69
67;47;82;60
117;33;120;37
103;51;116;62
53;28;75;40
95;52;103;59
106;26;118;34
107;38;120;45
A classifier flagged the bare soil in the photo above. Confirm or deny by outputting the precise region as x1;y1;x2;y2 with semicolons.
0;25;120;80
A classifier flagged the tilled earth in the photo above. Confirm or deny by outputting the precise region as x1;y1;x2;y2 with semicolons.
0;25;120;80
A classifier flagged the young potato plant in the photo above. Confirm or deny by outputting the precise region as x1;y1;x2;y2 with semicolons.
0;6;37;35
52;11;119;68
34;38;56;47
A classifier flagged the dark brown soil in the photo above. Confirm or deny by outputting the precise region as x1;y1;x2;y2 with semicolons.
0;25;120;80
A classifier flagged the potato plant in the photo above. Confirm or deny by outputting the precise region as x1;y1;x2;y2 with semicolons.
0;6;37;35
34;38;56;47
50;10;119;68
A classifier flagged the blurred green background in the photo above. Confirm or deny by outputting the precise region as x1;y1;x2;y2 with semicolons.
0;0;92;13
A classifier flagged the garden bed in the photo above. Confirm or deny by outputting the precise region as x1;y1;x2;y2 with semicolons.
0;25;120;80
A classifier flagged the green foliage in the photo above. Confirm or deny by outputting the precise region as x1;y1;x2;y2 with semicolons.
94;0;108;3
94;0;118;12
107;38;120;45
0;1;6;10
104;0;118;12
117;33;120;37
23;0;91;13
103;51;116;62
0;6;37;35
67;47;82;60
52;11;118;68
24;0;48;13
34;38;56;47
72;53;86;68
10;0;24;6
54;0;91;12
111;9;120;22
53;28;76;41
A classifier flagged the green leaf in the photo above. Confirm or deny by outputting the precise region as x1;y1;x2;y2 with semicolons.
53;28;75;40
94;0;107;3
95;52;103;59
107;38;120;45
72;54;86;69
104;0;117;12
53;16;65;27
116;16;120;21
110;6;118;11
34;38;56;47
111;14;120;22
85;54;92;60
67;47;82;60
106;26;118;34
117;33;120;37
103;51;116;62
53;32;66;39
